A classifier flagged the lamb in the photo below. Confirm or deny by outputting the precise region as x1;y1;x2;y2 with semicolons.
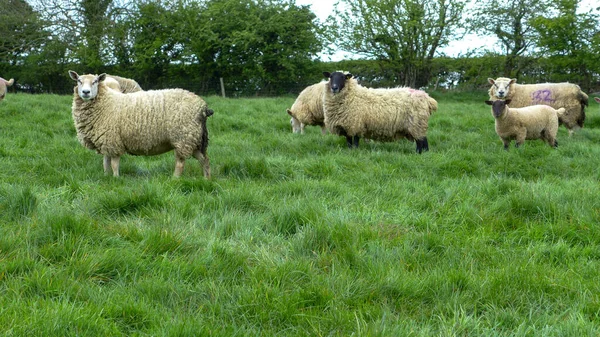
322;71;437;152
485;99;564;150
106;74;143;93
68;70;212;178
488;77;588;136
287;81;327;135
0;77;14;101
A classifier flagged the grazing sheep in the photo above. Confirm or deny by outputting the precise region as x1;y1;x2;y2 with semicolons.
322;71;437;152
0;77;14;101
106;74;143;93
69;71;212;178
485;99;564;150
488;77;588;136
287;81;327;135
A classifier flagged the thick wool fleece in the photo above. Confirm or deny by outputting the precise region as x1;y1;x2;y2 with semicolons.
488;77;588;130
106;74;143;93
323;78;437;142
491;102;563;147
72;82;208;160
288;81;327;128
0;77;14;101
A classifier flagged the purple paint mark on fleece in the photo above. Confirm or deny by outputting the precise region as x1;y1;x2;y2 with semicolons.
531;89;555;103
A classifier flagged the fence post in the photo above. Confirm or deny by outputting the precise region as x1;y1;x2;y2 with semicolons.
219;77;226;98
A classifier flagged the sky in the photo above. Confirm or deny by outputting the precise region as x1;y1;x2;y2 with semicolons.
295;0;598;61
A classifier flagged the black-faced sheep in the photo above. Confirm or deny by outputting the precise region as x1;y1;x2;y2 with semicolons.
322;71;437;152
488;77;588;136
485;99;564;150
287;81;327;135
69;71;212;178
0;77;14;101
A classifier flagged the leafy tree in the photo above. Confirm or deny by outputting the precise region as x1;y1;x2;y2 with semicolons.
530;0;600;90
326;0;466;88
0;0;47;65
468;0;554;78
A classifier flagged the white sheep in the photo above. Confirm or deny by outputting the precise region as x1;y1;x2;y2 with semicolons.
322;71;437;152
488;77;588;136
0;77;14;101
106;74;143;93
287;81;327;135
69;71;212;178
485;99;564;150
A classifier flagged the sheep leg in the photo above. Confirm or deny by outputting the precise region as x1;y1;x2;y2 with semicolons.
193;149;211;179
110;156;120;177
502;139;510;150
346;135;359;148
416;137;429;154
103;155;111;175
320;125;326;135
174;157;185;178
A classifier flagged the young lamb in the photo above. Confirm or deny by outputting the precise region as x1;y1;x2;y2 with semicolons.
0;77;14;102
106;74;143;93
69;71;212;178
322;71;437;152
485;99;564;150
287;81;327;135
488;77;588;137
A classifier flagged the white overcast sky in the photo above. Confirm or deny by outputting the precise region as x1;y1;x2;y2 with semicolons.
295;0;599;61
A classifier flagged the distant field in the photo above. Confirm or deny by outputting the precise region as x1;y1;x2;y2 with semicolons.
1;92;599;336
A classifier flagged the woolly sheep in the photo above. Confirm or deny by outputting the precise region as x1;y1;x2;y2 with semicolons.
68;71;212;178
488;77;588;136
0;77;14;101
287;81;327;135
485;99;564;150
106;74;143;93
322;71;437;152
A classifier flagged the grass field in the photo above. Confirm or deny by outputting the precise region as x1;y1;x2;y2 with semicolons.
1;91;600;336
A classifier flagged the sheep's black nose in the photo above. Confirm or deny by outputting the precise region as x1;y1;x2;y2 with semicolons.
82;90;90;95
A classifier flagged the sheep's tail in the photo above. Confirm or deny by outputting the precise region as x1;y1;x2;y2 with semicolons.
1;78;13;86
556;108;566;116
427;97;438;114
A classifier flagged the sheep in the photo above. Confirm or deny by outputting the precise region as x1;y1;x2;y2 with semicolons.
488;77;588;136
286;81;327;135
322;71;437;152
0;77;14;101
106;74;143;93
484;99;564;150
103;76;121;91
68;70;212;178
595;97;600;104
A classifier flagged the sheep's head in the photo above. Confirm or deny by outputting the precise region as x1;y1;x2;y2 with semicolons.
485;99;512;118
324;71;353;94
595;97;600;104
69;71;107;101
488;77;516;99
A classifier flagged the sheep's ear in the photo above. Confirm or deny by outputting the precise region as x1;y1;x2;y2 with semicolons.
97;73;107;82
286;109;293;116
323;72;331;79
345;73;353;80
484;100;493;105
594;97;600;103
68;70;79;81
505;99;511;105
488;78;495;85
509;78;517;85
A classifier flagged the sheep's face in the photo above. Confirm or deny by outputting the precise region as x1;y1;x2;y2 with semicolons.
485;99;511;118
69;71;106;101
324;71;353;94
488;78;516;99
288;112;302;133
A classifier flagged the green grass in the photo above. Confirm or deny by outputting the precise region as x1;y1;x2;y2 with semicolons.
1;91;600;336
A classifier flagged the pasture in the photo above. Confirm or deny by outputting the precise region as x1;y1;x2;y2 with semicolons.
1;92;600;336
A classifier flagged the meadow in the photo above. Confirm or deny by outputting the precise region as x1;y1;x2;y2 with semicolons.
0;91;599;336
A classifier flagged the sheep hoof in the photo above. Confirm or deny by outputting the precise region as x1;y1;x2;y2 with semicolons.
416;138;429;154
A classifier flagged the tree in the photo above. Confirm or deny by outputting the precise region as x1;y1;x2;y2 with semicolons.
0;0;47;64
530;0;600;90
326;0;466;88
468;0;553;78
